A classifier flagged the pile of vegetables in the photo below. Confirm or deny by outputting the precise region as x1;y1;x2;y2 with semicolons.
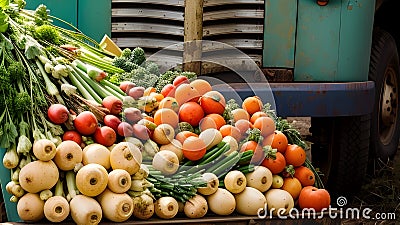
0;1;332;224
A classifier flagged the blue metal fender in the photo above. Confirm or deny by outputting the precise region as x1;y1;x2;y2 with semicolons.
214;81;375;117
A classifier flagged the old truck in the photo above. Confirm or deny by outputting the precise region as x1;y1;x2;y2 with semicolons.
0;0;399;222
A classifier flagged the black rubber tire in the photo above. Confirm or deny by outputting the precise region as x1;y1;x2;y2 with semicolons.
311;115;371;196
369;28;400;160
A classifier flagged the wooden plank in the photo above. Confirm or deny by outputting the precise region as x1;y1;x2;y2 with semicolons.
112;37;182;49
112;0;184;6
203;24;263;36
203;9;264;21
183;0;204;75
111;8;184;21
263;0;297;68
204;0;264;7
214;39;263;49
112;22;184;36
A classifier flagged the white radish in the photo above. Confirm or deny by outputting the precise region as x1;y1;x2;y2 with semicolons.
19;160;59;193
76;163;108;197
70;195;102;225
54;140;83;171
97;188;134;222
132;194;154;220
32;139;57;161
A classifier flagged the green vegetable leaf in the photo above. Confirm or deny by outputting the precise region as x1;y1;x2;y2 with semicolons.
0;0;9;8
24;38;41;59
0;10;9;33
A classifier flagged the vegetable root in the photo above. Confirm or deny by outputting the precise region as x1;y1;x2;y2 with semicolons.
54;140;83;171
76;163;108;197
107;169;132;193
32;139;57;161
97;188;134;222
17;193;45;222
70;195;102;225
44;196;70;222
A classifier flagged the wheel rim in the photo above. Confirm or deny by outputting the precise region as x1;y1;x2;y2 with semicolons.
379;66;398;145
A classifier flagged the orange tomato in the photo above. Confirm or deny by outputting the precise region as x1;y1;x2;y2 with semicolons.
242;96;263;115
231;108;250;122
253;116;276;137
294;166;315;187
266;131;288;153
158;97;180;113
250;111;268;124
175;131;198;144
149;92;164;102
182;136;207;161
143;87;156;96
178;102;205;127
298;186;331;212
219;124;242;142
153;108;179;128
261;151;286;174
190;79;212;96
281;177;302;199
199;113;226;131
284;144;306;167
174;83;201;106
199;91;226;115
240;141;265;165
234;119;253;139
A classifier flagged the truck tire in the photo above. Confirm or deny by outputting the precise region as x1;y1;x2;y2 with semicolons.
311;115;370;196
369;28;400;160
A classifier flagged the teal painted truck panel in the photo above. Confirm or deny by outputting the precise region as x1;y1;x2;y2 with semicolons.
263;0;297;68
25;0;110;43
25;0;78;29
294;0;375;82
337;0;375;82
294;0;341;81
78;0;111;43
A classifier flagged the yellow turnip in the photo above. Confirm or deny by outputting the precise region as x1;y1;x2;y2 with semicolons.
19;160;59;193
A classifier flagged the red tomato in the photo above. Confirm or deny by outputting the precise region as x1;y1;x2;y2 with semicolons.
298;186;331;212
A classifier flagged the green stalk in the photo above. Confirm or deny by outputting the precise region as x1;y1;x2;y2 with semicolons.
206;151;239;174
35;59;65;105
66;170;78;201
67;67;99;103
71;64;113;99
102;83;124;100
101;79;126;96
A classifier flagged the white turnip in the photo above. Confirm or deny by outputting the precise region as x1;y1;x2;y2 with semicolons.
70;195;102;225
17;193;45;222
154;197;179;219
32;139;57;161
82;143;111;169
97;188;134;222
54;140;83;171
19;160;59;193
184;194;208;218
110;142;142;175
76;163;108;197
107;169;132;193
